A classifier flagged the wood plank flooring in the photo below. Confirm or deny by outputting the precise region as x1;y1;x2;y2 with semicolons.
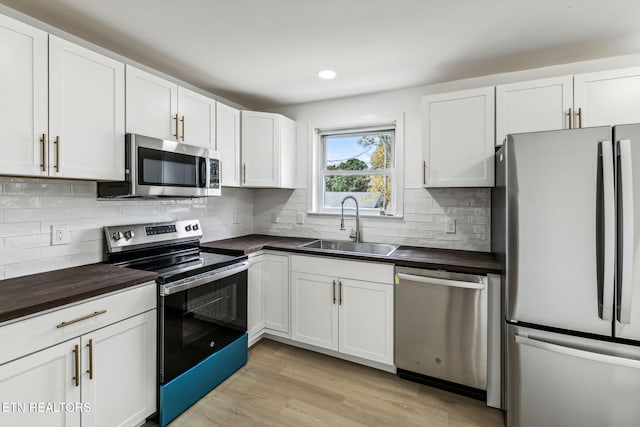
161;339;504;426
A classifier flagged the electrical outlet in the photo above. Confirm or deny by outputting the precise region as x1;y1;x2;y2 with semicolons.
233;212;240;224
296;212;305;225
445;219;456;234
52;224;69;245
271;212;279;223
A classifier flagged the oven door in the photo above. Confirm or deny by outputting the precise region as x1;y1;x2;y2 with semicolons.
131;133;217;197
160;266;247;383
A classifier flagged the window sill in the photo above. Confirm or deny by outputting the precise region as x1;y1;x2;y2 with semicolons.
307;211;404;219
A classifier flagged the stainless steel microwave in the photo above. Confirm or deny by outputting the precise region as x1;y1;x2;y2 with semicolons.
98;134;221;198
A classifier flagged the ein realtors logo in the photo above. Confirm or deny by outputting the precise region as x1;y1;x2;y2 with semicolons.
1;401;91;413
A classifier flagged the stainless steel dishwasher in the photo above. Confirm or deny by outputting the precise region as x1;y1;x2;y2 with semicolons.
395;266;488;400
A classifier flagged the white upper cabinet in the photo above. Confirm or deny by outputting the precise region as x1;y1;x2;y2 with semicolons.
496;76;573;146
421;87;495;187
0;15;48;177
241;111;296;188
49;35;125;180
574;67;640;127
125;65;215;148
125;66;177;141
216;102;241;187
177;86;216;148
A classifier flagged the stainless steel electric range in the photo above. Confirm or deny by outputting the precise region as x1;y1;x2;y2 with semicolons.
104;220;248;427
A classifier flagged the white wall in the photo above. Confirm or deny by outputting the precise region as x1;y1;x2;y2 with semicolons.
0;178;254;280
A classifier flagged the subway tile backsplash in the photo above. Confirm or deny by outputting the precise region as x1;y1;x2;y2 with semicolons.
0;177;254;280
253;188;490;252
0;177;489;280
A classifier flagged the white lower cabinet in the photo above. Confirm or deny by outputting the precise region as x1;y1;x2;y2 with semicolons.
247;254;265;342
81;310;156;427
0;339;80;427
290;255;394;366
263;253;290;334
248;252;291;345
0;283;156;427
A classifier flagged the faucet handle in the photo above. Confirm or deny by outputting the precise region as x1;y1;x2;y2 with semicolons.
349;228;357;241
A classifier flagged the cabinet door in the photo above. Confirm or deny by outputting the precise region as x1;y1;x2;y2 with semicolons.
248;255;265;341
338;278;393;364
574;67;640;127
291;272;338;351
216;102;241;186
0;339;81;427
177;86;215;148
422;87;494;187
263;253;290;334
49;35;125;180
241;111;280;187
0;15;48;177
81;310;156;427
125;65;178;141
496;76;573;146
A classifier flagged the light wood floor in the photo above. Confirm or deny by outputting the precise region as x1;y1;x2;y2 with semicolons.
162;339;504;426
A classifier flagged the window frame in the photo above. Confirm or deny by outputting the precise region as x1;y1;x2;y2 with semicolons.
309;115;404;218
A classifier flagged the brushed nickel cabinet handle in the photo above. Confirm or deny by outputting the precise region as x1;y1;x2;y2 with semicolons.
180;115;185;141
40;133;47;172
86;339;94;379
332;280;336;304
243;164;246;184
339;281;343;305
567;107;572;129
174;114;179;139
73;344;79;387
54;136;60;172
578;107;583;128
56;310;107;328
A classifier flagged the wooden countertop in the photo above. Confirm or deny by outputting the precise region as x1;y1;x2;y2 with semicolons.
0;264;158;324
201;234;501;275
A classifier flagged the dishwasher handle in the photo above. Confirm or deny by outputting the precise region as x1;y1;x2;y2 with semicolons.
396;272;485;290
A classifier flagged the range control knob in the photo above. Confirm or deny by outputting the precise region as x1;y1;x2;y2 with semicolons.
111;231;123;241
192;224;199;231
185;225;192;232
124;230;135;240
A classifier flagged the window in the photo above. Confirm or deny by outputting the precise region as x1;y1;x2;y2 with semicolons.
316;125;397;215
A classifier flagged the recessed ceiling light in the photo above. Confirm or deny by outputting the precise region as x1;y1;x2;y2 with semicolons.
318;70;337;80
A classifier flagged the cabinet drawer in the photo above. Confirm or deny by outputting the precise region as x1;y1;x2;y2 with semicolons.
291;255;393;284
0;282;156;366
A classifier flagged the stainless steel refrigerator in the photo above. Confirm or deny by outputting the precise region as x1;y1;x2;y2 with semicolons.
493;125;640;427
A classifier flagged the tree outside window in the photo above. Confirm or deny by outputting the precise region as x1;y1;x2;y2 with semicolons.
320;129;395;213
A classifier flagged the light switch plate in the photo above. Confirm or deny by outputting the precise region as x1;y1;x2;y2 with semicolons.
296;212;305;224
233;212;240;224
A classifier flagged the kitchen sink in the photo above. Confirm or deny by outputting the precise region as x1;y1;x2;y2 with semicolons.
300;240;398;256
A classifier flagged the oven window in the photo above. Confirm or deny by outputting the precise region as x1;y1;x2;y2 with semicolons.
138;147;206;187
162;270;247;383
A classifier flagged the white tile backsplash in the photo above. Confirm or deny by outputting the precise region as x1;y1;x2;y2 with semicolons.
0;177;255;279
0;175;490;280
254;188;490;252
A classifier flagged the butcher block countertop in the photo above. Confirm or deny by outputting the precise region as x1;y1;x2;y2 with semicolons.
0;264;157;324
201;234;501;275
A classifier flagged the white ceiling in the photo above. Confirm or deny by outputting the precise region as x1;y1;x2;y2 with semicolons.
3;0;640;109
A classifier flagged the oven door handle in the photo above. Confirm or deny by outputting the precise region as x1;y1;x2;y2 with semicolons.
160;261;250;296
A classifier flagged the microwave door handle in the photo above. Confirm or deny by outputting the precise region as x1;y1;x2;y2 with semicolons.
618;139;634;324
600;140;615;321
202;158;209;188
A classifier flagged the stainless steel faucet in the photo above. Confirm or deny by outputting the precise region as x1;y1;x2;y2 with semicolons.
340;195;361;242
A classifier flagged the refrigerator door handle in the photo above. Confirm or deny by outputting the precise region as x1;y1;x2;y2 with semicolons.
600;140;615;321
515;334;640;370
619;139;634;324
